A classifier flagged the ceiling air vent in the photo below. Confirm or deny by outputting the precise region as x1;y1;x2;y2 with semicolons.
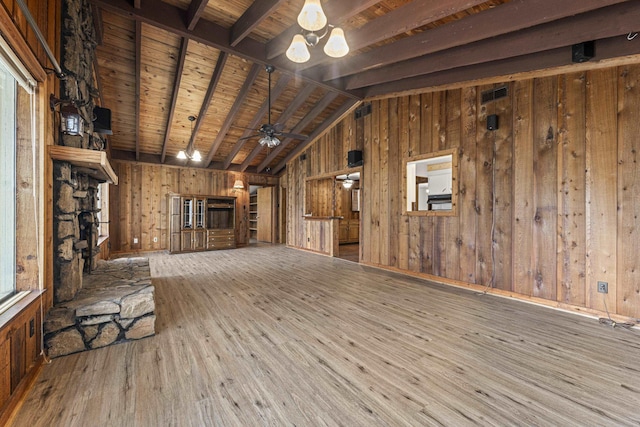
481;86;508;104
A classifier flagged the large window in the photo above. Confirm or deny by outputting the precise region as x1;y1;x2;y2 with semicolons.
0;58;16;303
0;34;37;306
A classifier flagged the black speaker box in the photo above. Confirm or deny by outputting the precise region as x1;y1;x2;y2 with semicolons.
348;150;363;167
572;41;595;63
93;106;113;134
487;114;499;131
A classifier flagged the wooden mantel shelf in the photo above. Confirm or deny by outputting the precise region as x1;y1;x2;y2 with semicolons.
48;145;118;185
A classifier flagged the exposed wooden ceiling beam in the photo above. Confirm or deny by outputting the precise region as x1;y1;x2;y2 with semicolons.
186;0;209;31
363;35;640;99
241;84;318;172
223;73;292;169
230;0;286;47
160;37;188;163
255;92;339;173
265;0;381;60
92;57;104;106
133;0;141;8
90;0;361;100
347;2;640;90
91;4;103;45
296;0;487;72
134;20;141;161
322;0;628;82
273;100;360;174
187;52;228;158
204;63;262;167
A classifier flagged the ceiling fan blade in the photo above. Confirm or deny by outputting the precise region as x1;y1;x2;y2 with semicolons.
273;123;285;132
279;132;308;140
238;133;261;141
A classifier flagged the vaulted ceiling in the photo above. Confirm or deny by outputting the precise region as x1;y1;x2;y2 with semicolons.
90;0;640;175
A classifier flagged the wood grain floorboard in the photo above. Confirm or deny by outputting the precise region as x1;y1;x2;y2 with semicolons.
11;245;640;426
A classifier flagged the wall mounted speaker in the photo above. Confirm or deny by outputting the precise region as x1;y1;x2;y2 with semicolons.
93;106;112;135
348;150;363;167
572;41;595;63
487;114;499;131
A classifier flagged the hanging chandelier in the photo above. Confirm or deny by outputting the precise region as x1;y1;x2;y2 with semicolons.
286;0;349;64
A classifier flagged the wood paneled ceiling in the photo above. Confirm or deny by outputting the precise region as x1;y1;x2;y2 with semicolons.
90;0;640;175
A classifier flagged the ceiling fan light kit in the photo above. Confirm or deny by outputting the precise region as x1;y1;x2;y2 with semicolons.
259;135;281;148
287;0;349;63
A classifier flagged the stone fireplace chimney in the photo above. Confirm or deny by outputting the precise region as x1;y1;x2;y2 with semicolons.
52;0;107;304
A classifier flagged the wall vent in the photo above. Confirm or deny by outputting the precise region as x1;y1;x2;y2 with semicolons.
481;86;508;104
354;103;372;119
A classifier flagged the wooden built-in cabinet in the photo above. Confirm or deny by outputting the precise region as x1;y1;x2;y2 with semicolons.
168;194;236;253
339;219;360;244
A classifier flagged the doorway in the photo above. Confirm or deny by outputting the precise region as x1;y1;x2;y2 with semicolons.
335;172;361;263
249;185;275;244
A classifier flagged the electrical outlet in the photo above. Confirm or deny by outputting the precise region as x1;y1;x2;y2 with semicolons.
597;281;608;294
133;237;138;244
153;237;158;243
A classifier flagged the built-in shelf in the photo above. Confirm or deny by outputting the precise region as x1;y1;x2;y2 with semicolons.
48;145;118;184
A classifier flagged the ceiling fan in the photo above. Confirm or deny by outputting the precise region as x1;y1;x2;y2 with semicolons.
240;65;307;148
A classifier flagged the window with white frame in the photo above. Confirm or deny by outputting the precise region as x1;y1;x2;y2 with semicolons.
0;57;17;303
0;34;37;306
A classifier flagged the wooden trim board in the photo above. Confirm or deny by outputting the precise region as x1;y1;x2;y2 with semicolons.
48;145;118;184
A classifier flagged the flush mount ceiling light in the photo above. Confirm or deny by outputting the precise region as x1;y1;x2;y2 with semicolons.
286;0;349;64
177;115;202;161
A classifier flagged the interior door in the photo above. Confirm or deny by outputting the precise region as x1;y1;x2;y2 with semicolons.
257;187;273;243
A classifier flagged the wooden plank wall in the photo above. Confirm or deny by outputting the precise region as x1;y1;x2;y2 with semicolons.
0;1;61;421
285;63;640;319
285;111;359;250
109;160;278;252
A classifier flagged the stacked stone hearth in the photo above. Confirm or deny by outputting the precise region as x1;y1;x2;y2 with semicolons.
45;258;156;358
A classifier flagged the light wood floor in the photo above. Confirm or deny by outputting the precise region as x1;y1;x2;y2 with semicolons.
12;245;640;426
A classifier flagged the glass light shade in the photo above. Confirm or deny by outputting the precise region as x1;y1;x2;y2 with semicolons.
191;150;202;162
342;179;354;189
286;34;311;63
177;150;187;160
324;27;349;58
61;111;84;135
297;0;327;31
259;135;281;148
233;180;244;190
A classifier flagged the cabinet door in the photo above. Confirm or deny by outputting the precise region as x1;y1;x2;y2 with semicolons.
194;230;207;250
182;198;194;229
348;221;360;242
195;198;206;228
181;230;194;251
339;223;349;243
